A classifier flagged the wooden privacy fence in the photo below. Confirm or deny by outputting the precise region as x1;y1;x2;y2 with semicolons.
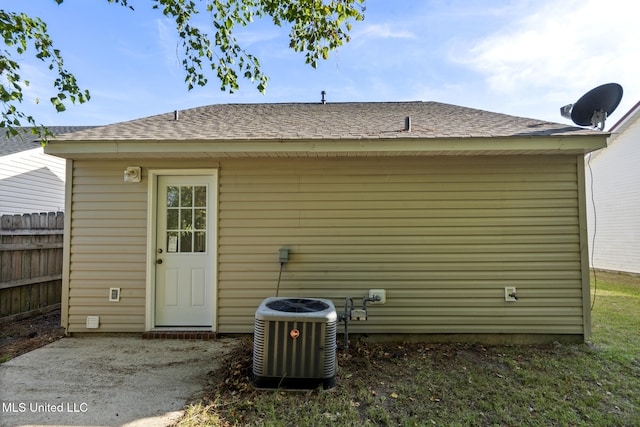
0;212;64;321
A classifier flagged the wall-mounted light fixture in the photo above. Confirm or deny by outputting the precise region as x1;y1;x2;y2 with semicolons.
124;166;141;183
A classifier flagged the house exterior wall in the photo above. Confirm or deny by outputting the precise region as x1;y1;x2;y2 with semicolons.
64;161;149;332
64;155;589;337
0;148;66;215
585;116;640;274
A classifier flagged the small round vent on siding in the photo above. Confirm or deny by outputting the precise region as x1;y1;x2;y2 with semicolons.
265;298;329;313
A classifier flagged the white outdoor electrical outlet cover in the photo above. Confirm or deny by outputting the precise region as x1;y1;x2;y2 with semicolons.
369;289;386;304
504;287;517;302
109;287;120;302
86;316;100;329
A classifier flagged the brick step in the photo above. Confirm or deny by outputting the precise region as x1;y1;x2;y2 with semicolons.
142;331;217;340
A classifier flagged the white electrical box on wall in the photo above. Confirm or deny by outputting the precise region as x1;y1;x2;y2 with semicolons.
86;316;100;329
369;289;386;304
109;288;121;302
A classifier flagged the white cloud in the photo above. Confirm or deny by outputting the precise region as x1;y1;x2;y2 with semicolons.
455;0;640;122
235;27;282;48
353;23;415;42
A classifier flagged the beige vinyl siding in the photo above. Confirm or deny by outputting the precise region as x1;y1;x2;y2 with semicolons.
67;161;149;332
65;155;587;336
218;155;585;335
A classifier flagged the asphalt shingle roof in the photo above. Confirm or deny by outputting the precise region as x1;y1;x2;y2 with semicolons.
1;126;95;156
55;102;603;142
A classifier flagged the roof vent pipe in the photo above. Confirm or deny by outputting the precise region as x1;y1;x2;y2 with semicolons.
321;90;327;104
405;116;411;132
174;110;179;121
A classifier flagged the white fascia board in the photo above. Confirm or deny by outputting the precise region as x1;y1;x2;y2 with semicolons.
44;135;608;159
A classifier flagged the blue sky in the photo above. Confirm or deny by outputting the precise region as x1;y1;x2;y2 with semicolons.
4;0;639;128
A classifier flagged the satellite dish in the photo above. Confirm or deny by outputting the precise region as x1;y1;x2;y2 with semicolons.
560;83;623;130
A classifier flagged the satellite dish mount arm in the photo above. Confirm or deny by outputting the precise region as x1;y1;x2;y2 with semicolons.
591;110;607;131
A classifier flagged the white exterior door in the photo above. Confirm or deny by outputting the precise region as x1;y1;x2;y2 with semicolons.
154;175;216;327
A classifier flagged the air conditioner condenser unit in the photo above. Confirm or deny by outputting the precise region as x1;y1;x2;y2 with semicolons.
253;297;337;389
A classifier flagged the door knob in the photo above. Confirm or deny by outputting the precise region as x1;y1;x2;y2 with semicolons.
157;248;163;254
156;259;163;265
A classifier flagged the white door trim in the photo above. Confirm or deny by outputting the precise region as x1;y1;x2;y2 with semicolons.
145;169;218;331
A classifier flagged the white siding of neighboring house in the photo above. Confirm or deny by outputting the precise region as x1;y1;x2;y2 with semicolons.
0;147;66;215
585;107;640;274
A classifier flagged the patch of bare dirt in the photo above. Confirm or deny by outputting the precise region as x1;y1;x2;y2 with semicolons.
595;270;640;286
0;308;65;362
200;338;504;406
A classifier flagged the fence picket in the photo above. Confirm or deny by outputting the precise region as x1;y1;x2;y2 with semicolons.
0;212;64;319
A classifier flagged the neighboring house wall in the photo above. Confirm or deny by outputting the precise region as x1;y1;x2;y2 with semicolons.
0;126;93;216
585;106;640;274
0;148;66;215
64;155;588;336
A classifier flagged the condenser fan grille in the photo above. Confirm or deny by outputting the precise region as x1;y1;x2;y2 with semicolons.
266;298;329;313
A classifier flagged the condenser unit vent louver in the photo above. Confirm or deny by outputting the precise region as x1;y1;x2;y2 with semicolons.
253;297;337;389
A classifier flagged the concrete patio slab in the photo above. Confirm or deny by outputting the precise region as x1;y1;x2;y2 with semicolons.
0;336;237;427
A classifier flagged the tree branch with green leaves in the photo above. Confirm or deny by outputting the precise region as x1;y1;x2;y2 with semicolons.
0;0;365;144
1;10;90;141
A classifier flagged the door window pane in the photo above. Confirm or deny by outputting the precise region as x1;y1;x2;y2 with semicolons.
194;231;206;252
167;232;178;252
180;231;193;253
181;186;193;207
194;186;207;207
167;186;179;207
180;209;193;230
194;209;206;229
167;209;178;229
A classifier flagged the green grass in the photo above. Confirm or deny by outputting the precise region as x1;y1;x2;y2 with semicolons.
591;271;640;364
178;271;640;427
